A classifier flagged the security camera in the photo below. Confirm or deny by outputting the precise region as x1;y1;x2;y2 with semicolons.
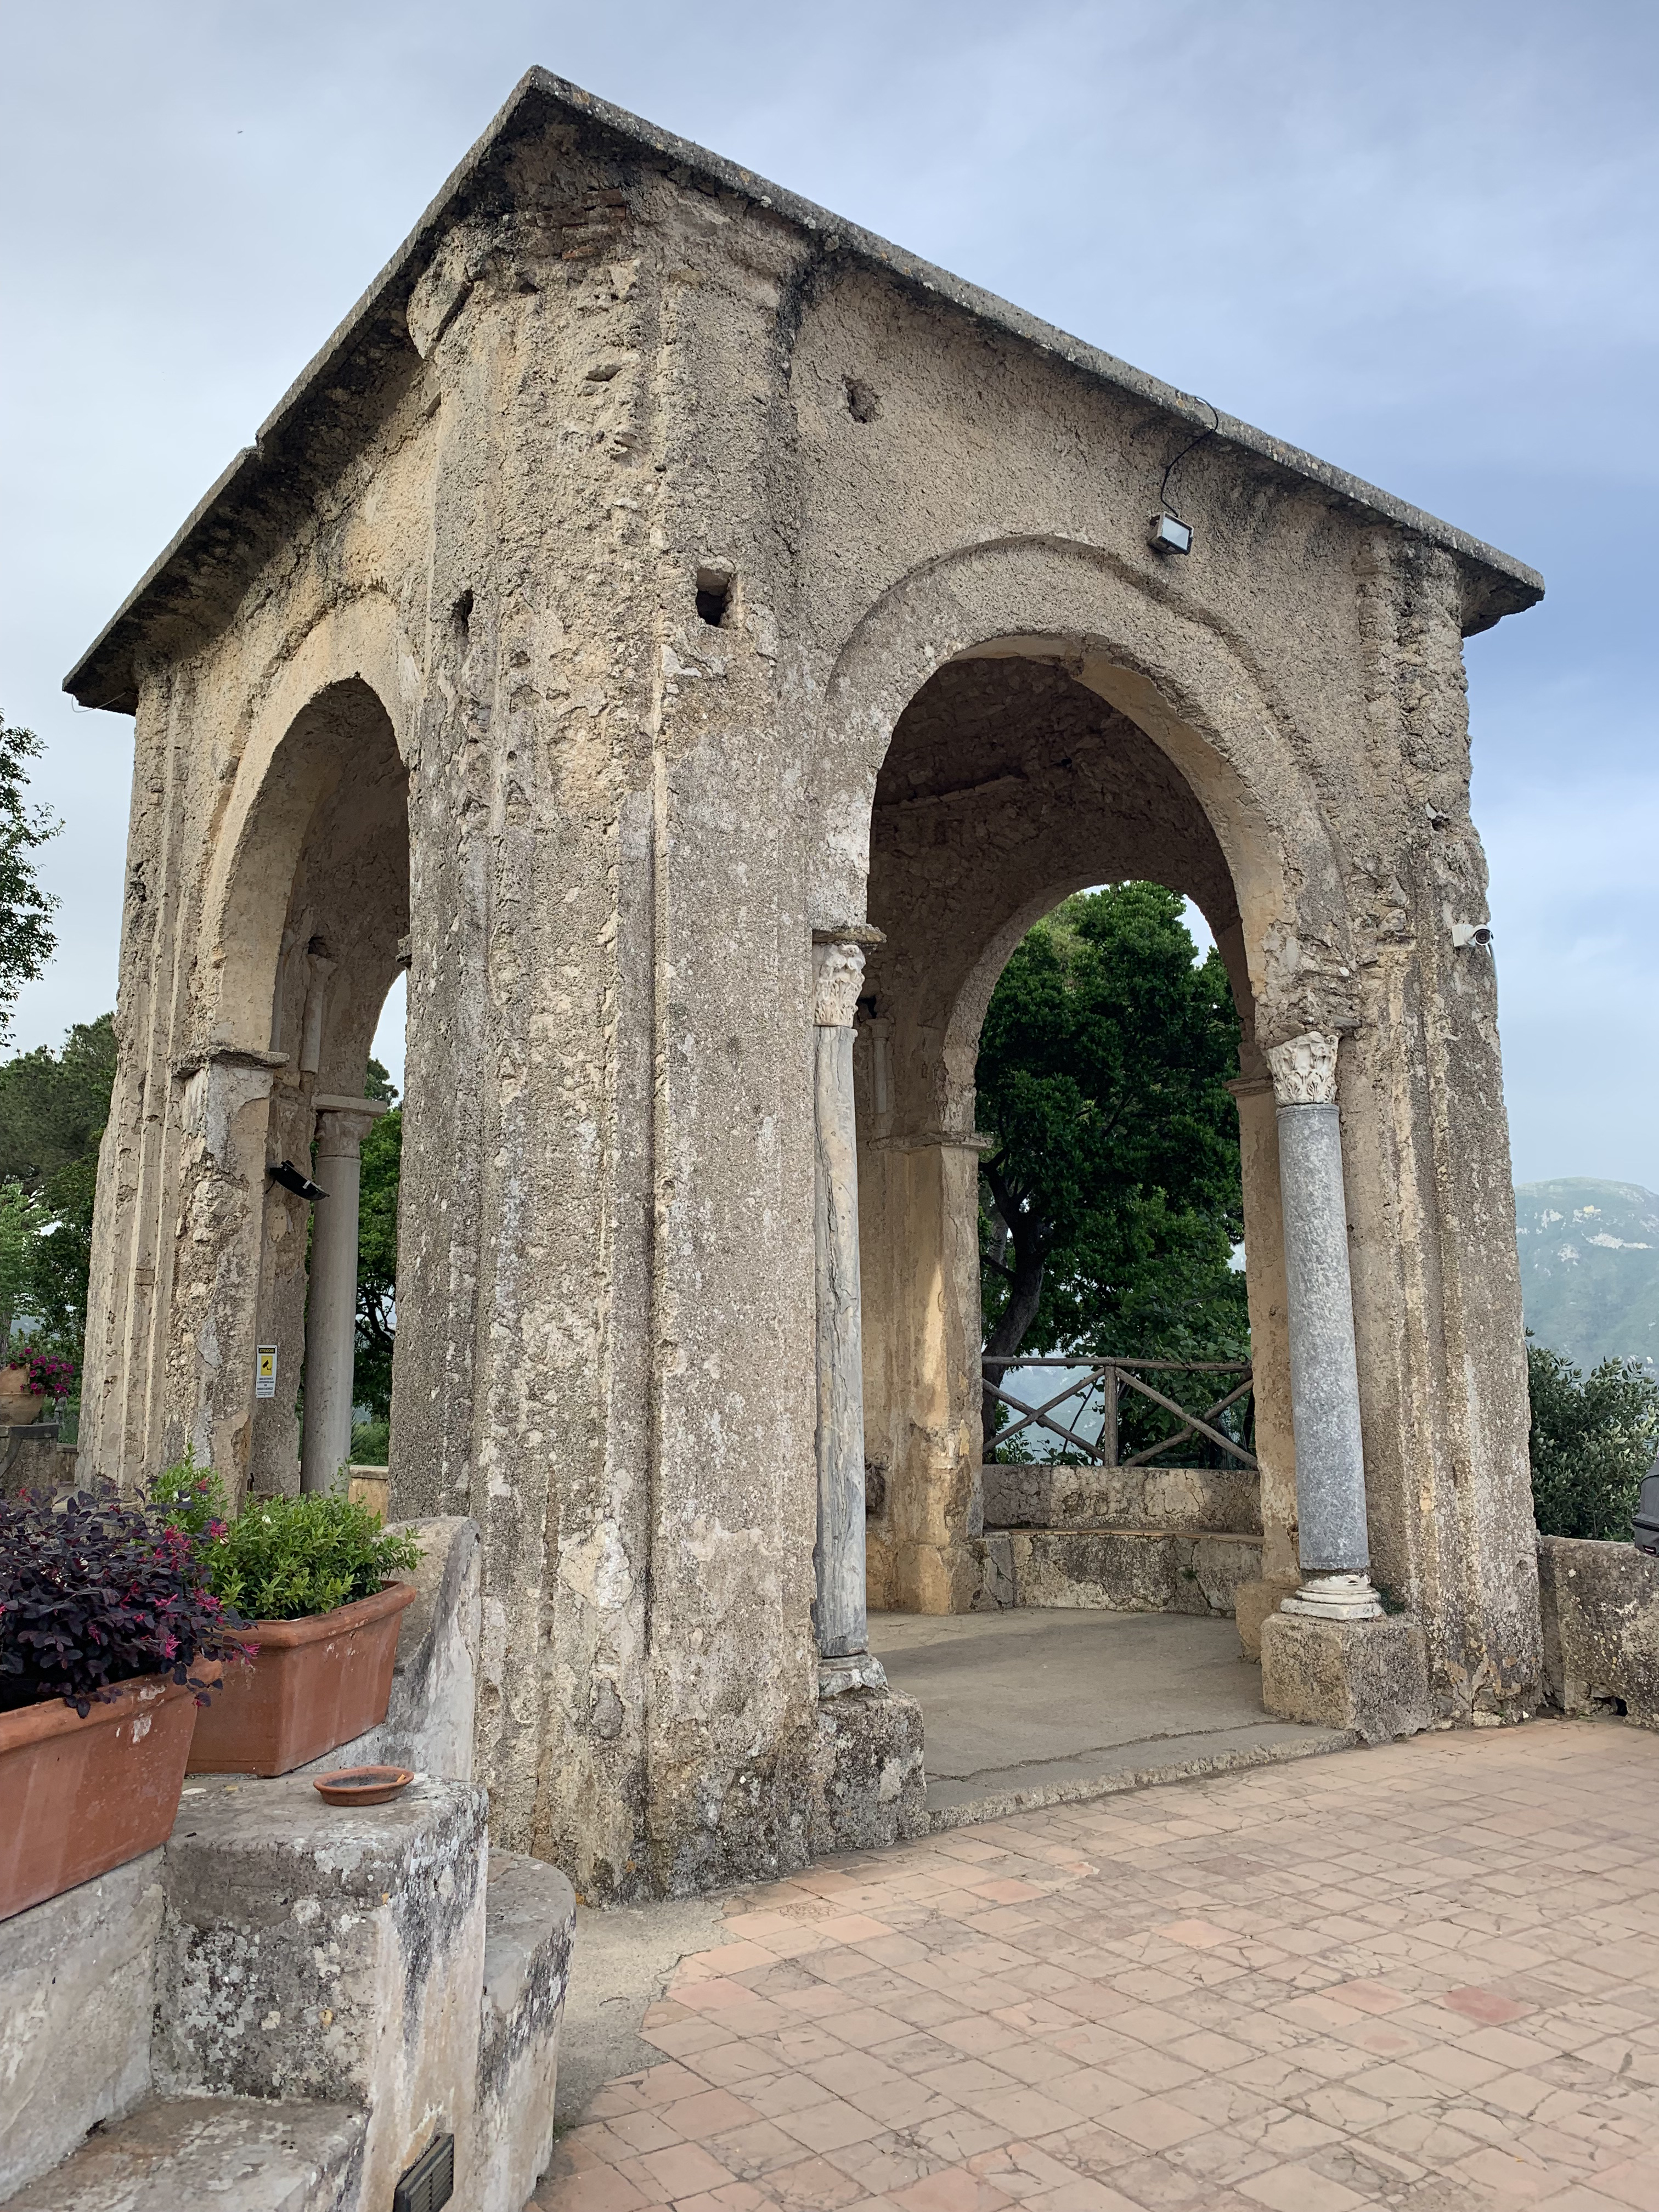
1449;923;1493;949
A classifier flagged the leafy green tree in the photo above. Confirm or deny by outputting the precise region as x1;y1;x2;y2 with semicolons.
977;884;1248;1448
1527;1339;1659;1540
0;1013;116;1183
354;1058;400;1429
0;1014;115;1362
0;1182;33;1348
0;715;59;1043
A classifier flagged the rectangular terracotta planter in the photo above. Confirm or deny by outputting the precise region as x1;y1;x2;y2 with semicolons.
0;1675;196;1921
188;1578;418;1778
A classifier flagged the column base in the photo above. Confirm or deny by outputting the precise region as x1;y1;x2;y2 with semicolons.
1261;1610;1430;1743
1280;1571;1383;1622
819;1651;888;1699
811;1684;927;1854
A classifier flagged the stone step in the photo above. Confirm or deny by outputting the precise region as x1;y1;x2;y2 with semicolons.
476;1850;577;2212
926;1718;1356;1829
981;1460;1259;1534
977;1526;1262;1615
0;2096;365;2211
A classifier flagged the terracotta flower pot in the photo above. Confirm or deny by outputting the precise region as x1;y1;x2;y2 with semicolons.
0;1368;42;1426
0;1675;196;1922
187;1579;418;1779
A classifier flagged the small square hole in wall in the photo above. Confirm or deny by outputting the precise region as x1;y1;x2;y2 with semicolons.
696;568;732;627
845;376;880;423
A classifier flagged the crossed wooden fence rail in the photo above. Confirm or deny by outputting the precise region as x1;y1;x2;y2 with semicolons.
982;1356;1256;1470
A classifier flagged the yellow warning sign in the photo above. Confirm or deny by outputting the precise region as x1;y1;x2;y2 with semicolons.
255;1345;278;1400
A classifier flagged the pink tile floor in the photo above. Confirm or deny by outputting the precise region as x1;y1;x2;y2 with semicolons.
532;1720;1659;2212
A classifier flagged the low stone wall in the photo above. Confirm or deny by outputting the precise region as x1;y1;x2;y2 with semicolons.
1537;1535;1659;1726
969;1527;1261;1616
0;1426;77;1498
981;1462;1260;1536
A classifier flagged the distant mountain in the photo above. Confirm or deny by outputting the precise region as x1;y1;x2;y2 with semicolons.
1514;1180;1659;1375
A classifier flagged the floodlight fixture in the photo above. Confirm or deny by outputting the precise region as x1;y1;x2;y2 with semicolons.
268;1159;328;1201
1148;511;1193;556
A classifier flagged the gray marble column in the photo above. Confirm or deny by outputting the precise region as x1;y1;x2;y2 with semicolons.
812;933;885;1691
300;1097;387;1496
1268;1031;1381;1622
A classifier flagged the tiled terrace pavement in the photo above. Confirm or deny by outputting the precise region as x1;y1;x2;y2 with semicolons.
533;1721;1659;2212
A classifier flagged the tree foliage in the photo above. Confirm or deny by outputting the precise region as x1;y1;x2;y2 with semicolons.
976;884;1248;1443
1527;1339;1659;1541
354;1057;400;1427
0;716;58;1046
0;1014;115;1362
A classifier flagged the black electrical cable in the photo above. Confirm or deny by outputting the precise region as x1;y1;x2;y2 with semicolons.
1159;399;1221;520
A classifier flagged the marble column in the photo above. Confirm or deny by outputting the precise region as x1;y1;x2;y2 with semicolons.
813;933;885;1690
300;1096;388;1496
1268;1030;1381;1622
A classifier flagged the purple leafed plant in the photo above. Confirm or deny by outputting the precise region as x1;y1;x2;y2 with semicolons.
0;1488;252;1716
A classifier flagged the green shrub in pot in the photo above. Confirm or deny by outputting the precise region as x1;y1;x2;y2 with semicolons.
153;1458;426;1778
151;1459;421;1619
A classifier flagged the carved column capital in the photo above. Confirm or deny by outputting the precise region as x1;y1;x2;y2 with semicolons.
813;940;866;1028
1267;1030;1340;1107
311;1096;390;1155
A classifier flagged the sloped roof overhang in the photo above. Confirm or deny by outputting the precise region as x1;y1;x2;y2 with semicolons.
64;66;1543;714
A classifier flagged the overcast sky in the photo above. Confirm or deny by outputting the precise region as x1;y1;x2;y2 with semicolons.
3;2;1655;1186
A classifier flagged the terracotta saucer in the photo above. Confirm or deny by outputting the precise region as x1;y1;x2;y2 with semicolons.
312;1764;415;1806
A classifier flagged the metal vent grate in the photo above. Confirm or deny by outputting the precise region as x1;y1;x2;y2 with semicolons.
392;2134;455;2212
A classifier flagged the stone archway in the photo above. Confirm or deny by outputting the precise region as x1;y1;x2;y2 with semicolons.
852;650;1297;1627
244;681;409;1498
179;675;411;1500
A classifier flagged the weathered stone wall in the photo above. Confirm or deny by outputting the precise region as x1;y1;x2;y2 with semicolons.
1538;1535;1659;1725
70;75;1544;1897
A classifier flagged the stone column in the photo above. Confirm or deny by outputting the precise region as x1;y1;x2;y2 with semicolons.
300;1096;388;1496
1227;1070;1301;1656
1267;1031;1381;1622
812;933;885;1692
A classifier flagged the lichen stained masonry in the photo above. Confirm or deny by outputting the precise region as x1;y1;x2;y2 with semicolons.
67;67;1542;1897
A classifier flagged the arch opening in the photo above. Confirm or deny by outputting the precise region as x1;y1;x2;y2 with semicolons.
849;651;1301;1805
224;680;411;1502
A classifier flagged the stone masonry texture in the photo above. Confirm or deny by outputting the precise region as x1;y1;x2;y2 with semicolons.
66;68;1545;1900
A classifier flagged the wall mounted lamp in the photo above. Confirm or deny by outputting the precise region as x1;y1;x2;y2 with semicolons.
268;1159;328;1201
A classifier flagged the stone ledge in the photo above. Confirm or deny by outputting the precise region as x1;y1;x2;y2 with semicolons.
1261;1609;1431;1743
0;2095;364;2212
